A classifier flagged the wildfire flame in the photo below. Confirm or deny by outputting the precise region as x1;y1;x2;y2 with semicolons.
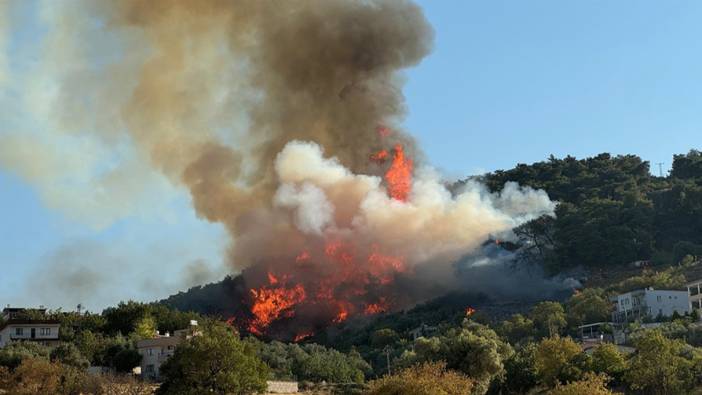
364;298;388;315
370;149;389;164
385;144;413;202
244;241;407;338
241;128;415;339
248;274;307;335
465;307;476;317
294;332;313;342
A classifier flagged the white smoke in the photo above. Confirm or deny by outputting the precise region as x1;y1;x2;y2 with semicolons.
271;140;555;266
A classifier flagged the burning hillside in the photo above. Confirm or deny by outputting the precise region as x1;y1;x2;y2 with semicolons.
229;138;553;340
1;0;555;340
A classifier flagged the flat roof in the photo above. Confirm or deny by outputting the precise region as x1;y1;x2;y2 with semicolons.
0;320;60;331
577;322;613;329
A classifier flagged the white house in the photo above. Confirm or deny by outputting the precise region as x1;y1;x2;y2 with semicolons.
137;320;199;380
0;307;61;348
612;288;690;323
686;279;702;314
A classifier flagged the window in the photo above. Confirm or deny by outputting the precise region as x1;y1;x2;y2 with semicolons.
15;328;23;336
148;349;153;356
39;328;51;336
657;296;662;302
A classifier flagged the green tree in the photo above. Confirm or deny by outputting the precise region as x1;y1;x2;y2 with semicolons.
671;149;702;180
534;336;585;387
157;324;268;395
498;314;535;345
49;343;89;369
590;344;625;384
135;315;157;339
531;302;567;337
371;328;400;349
496;343;539;394
292;344;368;383
548;372;615;395
566;289;611;326
367;361;473;395
102;301;151;335
624;330;696;394
401;321;513;394
0;342;51;369
113;348;142;373
0;357;97;395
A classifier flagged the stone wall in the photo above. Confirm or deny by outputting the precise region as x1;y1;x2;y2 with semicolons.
266;381;298;393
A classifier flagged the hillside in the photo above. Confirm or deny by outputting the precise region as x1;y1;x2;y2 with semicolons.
480;149;702;273
163;149;702;314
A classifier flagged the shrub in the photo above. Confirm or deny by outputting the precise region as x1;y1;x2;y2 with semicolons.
367;361;473;395
548;373;617;395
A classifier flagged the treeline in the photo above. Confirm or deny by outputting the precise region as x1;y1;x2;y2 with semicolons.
334;282;702;394
479;149;702;272
0;301;376;394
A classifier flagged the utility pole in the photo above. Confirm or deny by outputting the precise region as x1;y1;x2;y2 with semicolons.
384;346;392;376
656;162;664;178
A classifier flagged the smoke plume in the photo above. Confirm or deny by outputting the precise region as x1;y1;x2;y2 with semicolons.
1;0;557;337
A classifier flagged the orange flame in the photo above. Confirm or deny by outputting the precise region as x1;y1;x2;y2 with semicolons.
465;307;476;317
249;277;306;335
295;250;310;264
334;304;350;323
294;331;313;342
364;301;388;315
245;240;407;336
385;144;412;201
267;271;279;285
370;149;389;164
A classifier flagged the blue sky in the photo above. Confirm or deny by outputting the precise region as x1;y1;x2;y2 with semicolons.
1;1;701;310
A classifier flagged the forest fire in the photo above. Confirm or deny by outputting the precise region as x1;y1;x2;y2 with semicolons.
465;307;476;317
244;239;410;339
385;145;413;202
248;275;307;336
239;138;415;339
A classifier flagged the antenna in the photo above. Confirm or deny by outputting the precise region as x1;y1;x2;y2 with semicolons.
656;162;664;178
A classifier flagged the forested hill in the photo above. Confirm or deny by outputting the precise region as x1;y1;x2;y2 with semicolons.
479;149;702;273
162;150;702;315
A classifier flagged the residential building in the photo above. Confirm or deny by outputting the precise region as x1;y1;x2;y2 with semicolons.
0;307;60;348
687;279;702;313
611;288;690;323
137;320;199;380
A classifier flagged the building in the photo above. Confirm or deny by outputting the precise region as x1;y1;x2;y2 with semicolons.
0;307;60;348
687;279;702;314
612;288;690;323
137;320;199;380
